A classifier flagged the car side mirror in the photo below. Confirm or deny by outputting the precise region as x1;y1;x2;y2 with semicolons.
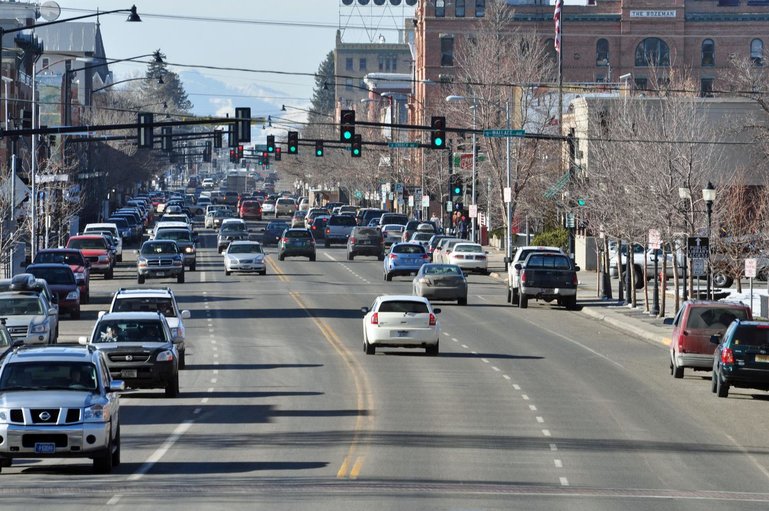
574;266;581;272
361;306;369;315
514;263;523;271
98;311;107;319
109;380;126;392
78;336;88;345
181;310;191;320
663;318;674;326
48;307;58;315
710;334;722;344
433;308;442;314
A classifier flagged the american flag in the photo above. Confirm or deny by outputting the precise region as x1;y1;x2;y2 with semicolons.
554;0;563;54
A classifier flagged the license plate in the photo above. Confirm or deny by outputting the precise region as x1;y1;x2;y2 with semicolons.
155;271;166;277
35;443;56;454
756;354;769;363
394;330;409;338
121;369;138;378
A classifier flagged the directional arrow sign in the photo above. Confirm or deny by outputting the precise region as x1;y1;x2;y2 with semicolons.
687;236;710;259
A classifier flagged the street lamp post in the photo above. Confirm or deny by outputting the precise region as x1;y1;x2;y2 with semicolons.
678;186;693;302
703;181;716;300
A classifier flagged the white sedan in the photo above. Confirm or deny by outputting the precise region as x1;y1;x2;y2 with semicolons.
224;241;267;276
361;295;441;356
445;242;489;274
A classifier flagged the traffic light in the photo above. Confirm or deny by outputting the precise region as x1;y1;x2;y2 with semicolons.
287;131;299;154
315;140;324;157
237;145;244;160
266;135;275;153
351;134;362;157
137;112;153;149
213;129;223;149
577;198;587;207
449;174;463;200
340;109;355;142
275;147;282;161
430;116;446;149
229;148;236;163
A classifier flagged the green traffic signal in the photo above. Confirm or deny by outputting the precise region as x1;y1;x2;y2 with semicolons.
343;130;352;141
290;146;297;153
453;186;461;194
434;137;444;147
577;198;586;206
352;148;360;156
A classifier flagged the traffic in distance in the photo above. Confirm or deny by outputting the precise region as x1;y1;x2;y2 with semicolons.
1;171;769;510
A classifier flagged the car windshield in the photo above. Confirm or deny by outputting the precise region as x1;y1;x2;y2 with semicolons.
356;228;379;237
228;244;263;254
392;244;425;254
424;265;463;276
329;216;357;226
221;223;246;232
113;297;176;317
686;308;749;329
155;230;192;242
412;233;432;241
34;252;84;266
286;231;310;238
93;320;168;343
454;244;483;253
29;267;75;285
732;324;769;346
378;300;429;314
68;238;106;250
141;243;177;255
0;297;43;316
0;362;98;392
268;223;289;232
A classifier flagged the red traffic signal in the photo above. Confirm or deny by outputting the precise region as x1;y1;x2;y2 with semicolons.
275;147;282;161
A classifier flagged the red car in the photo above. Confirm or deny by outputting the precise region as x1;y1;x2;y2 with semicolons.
66;235;114;279
239;200;262;220
666;300;752;379
32;248;92;304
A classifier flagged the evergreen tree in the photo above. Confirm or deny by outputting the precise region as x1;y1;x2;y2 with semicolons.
140;50;193;113
308;51;335;126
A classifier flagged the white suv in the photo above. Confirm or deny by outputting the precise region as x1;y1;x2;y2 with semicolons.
105;288;190;369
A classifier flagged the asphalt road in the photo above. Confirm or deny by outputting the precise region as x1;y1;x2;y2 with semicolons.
3;220;769;510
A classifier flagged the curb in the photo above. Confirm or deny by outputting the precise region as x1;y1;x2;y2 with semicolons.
580;306;670;347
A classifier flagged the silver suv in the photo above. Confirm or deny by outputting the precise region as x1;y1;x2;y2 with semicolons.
0;344;124;473
136;240;185;284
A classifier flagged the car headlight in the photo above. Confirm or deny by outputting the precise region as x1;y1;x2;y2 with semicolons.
170;327;179;338
0;407;9;424
30;321;49;333
185;246;195;253
83;404;108;422
156;350;175;362
74;272;86;280
137;257;148;267
66;290;80;300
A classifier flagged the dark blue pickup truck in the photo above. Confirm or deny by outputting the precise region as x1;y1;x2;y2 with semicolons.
515;252;579;310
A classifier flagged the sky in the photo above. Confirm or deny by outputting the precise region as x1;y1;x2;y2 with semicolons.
55;0;416;123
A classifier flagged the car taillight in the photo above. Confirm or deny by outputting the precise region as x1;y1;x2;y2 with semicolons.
349;237;356;243
429;313;436;326
311;226;316;230
520;270;527;283
325;228;330;234
282;237;289;243
389;254;397;259
422;254;430;260
721;348;734;365
371;312;379;325
572;273;578;285
454;254;465;259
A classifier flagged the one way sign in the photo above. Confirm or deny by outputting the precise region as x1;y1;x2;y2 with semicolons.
687;236;710;259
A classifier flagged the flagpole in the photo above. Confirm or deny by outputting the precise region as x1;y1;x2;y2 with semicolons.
556;0;563;127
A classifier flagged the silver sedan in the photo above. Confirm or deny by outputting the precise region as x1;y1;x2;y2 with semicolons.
224;241;267;276
412;263;468;305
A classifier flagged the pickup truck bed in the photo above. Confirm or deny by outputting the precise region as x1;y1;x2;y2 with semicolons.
516;253;578;310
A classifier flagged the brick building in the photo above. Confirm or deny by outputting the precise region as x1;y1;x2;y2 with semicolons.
413;0;769;120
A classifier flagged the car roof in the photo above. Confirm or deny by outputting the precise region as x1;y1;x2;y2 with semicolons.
4;345;98;364
229;240;262;246
99;311;168;321
114;288;174;298
69;234;103;240
376;295;430;303
36;248;80;254
684;300;750;308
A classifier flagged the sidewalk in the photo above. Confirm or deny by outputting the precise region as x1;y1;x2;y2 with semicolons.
484;246;672;347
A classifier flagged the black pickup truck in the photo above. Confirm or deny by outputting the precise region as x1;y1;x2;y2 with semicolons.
515;252;579;310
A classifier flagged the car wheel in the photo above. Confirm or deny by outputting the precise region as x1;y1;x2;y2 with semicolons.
93;425;113;474
506;288;512;303
672;355;684;379
82;292;90;305
117;254;123;263
111;426;121;467
426;341;439;356
511;289;519;306
137;275;145;284
324;240;330;248
177;272;185;284
458;296;467;306
225;270;231;276
716;370;729;398
711;369;718;393
165;372;180;398
179;349;186;370
310;254;316;261
347;253;354;260
190;263;196;271
364;336;375;355
519;294;528;309
105;269;114;280
0;458;12;469
712;272;734;289
566;296;578;311
377;253;385;261
71;308;81;320
385;272;392;281
278;254;285;261
259;270;267;275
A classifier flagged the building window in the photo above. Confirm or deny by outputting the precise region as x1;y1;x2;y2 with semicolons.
440;35;454;67
435;0;445;17
360;58;367;71
391;56;397;72
700;78;714;97
346;58;354;71
455;0;465;17
751;38;764;65
345;78;353;90
635;37;670;67
42;58;49;68
475;0;485;17
701;39;715;67
596;39;609;67
635;78;648;90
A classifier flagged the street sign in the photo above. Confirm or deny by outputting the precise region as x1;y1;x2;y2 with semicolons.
422;195;430;207
483;129;525;138
504;186;512;203
408;196;414;207
692;258;707;277
469;204;478;218
687;236;709;259
746;258;758;279
394;183;404;194
648;229;661;250
565;213;575;229
446;201;453;212
388;141;419;148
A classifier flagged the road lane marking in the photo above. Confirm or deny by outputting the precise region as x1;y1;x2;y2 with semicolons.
211;378;217;383
128;420;193;481
536;416;544;423
350;457;365;479
513;384;521;390
550;443;558;451
529;405;537;411
462;344;469;349
201;397;209;404
107;495;122;506
521;394;530;400
336;457;350;478
193;408;202;415
492;366;500;372
560;477;569;486
542;429;552;437
503;375;511;380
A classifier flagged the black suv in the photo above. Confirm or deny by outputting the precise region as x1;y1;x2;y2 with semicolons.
278;228;316;261
347;227;384;260
712;320;769;398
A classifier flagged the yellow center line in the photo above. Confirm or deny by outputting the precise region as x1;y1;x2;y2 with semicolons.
267;254;373;479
